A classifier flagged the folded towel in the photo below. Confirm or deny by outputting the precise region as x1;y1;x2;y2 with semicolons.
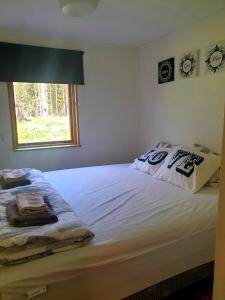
3;175;27;183
0;178;31;190
2;169;27;181
16;192;49;216
0;169;31;190
7;198;58;227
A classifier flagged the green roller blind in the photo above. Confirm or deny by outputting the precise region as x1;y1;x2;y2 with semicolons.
0;42;84;84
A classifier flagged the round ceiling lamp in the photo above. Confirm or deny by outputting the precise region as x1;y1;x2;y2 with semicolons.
59;0;100;17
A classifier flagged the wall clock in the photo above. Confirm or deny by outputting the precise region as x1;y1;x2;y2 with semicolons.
158;58;174;84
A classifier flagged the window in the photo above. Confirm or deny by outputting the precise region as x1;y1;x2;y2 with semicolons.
8;82;79;150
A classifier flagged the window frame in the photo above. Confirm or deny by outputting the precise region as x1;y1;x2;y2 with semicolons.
7;82;80;151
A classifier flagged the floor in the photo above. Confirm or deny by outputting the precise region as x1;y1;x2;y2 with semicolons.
164;277;213;300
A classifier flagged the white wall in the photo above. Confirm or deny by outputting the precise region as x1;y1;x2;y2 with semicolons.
1;11;225;171
137;11;225;154
0;32;137;171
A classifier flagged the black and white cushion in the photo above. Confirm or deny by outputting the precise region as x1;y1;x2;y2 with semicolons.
131;144;174;175
153;146;221;193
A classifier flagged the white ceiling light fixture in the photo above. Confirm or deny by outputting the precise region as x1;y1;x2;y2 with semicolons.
59;0;100;17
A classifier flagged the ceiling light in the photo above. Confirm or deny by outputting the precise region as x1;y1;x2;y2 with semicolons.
59;0;100;17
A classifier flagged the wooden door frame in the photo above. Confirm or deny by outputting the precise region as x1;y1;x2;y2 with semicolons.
213;109;225;300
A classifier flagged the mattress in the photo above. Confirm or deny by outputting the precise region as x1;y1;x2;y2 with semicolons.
0;164;218;300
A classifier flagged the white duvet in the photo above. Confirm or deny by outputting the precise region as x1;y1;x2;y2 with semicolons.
0;163;218;292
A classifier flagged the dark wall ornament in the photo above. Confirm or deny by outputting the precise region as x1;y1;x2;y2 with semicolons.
205;42;225;74
178;50;199;79
158;58;174;84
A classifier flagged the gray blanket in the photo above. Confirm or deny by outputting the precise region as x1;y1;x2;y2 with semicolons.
0;168;94;265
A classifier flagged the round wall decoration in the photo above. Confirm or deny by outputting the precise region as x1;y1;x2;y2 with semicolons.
178;50;199;79
205;43;225;74
179;54;196;78
158;58;174;84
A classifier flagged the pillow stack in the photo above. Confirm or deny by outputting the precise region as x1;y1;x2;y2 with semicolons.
131;142;220;193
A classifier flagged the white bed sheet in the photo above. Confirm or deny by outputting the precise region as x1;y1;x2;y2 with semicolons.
0;164;218;299
44;163;218;246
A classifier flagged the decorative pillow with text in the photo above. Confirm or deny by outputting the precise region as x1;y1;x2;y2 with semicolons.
131;147;173;175
153;146;221;193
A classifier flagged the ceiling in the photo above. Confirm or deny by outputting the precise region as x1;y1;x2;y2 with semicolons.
0;0;224;46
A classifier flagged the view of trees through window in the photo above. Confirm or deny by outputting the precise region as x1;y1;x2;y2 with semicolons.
13;82;72;144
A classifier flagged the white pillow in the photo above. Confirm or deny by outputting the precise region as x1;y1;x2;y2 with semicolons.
206;168;220;186
131;147;173;175
155;141;175;149
153;146;221;193
193;143;220;185
193;143;219;155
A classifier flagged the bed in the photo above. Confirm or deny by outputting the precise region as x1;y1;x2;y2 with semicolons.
0;163;218;300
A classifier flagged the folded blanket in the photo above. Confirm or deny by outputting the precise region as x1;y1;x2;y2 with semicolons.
0;168;95;266
16;192;49;216
7;198;58;227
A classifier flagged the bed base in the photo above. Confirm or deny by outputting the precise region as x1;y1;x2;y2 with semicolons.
124;261;214;300
1;228;215;300
0;261;214;300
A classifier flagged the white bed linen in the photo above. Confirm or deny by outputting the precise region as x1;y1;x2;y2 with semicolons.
0;164;218;299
